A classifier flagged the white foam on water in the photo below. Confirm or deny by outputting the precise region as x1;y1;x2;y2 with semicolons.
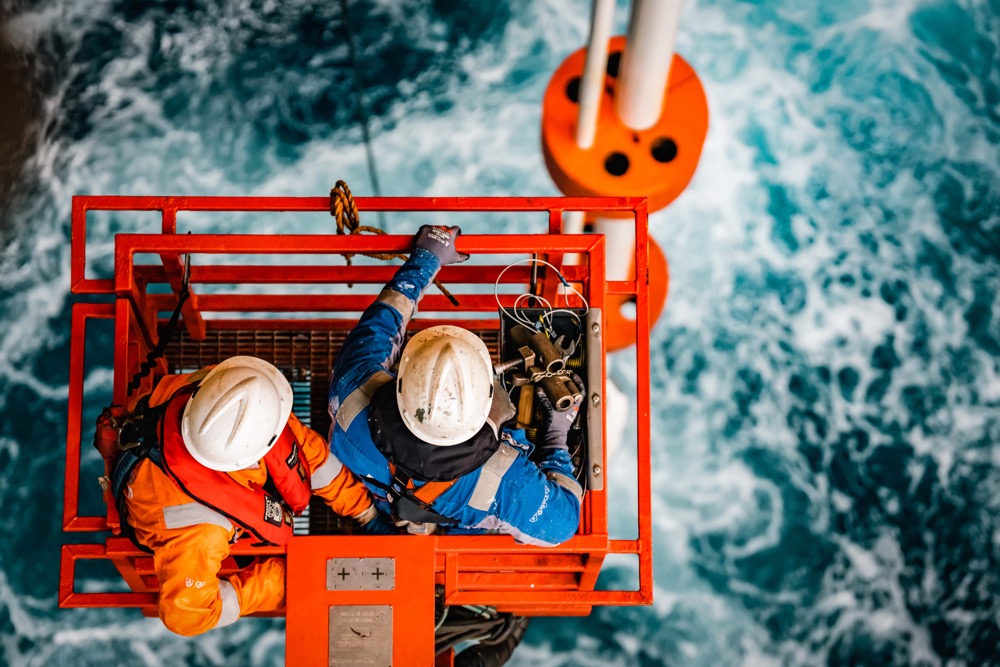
2;0;998;665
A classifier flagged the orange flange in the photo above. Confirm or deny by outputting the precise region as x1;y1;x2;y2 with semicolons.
541;35;709;216
604;234;669;352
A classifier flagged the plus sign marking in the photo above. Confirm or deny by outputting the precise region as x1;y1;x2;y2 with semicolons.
326;558;396;591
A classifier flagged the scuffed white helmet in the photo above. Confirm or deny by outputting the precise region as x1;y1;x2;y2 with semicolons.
396;326;494;447
181;356;293;471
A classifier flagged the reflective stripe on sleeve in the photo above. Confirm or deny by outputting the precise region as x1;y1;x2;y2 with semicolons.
215;580;240;628
310;453;344;490
162;503;233;532
467;442;519;511
376;288;414;322
336;370;393;431
546;472;583;503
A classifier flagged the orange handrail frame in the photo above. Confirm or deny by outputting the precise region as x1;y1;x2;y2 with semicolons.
62;195;655;664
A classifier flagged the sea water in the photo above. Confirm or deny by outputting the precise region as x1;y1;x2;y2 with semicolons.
0;0;997;665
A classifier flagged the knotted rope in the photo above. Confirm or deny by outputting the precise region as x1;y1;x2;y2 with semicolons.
330;180;458;305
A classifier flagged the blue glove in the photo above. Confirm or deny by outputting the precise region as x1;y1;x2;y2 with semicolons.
359;510;399;536
413;225;469;266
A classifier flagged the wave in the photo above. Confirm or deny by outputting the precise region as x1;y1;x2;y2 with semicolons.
1;0;998;665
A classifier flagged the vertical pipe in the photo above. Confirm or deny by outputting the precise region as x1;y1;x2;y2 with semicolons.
567;0;613;270
615;0;684;130
575;0;616;149
593;217;639;281
562;209;586;266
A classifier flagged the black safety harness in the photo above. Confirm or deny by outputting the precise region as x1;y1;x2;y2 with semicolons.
366;381;505;526
98;394;173;554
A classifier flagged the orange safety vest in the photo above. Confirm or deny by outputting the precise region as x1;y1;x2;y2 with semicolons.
159;390;312;546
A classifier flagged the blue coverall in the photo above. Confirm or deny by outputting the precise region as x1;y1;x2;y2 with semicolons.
327;249;582;546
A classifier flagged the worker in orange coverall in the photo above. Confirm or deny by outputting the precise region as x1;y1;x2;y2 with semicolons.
112;356;392;636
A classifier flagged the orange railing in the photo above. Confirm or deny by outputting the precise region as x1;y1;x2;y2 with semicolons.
62;195;654;663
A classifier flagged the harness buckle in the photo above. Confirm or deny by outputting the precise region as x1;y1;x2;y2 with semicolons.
115;413;151;451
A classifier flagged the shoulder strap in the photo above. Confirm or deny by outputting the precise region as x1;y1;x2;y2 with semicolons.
110;443;161;555
389;462;458;505
411;479;457;506
386;464;459;525
107;388;177;555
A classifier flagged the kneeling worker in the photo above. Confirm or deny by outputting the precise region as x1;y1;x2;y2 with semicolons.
328;226;583;545
112;356;388;636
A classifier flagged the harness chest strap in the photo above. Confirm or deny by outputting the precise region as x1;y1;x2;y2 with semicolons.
387;464;458;507
387;440;521;520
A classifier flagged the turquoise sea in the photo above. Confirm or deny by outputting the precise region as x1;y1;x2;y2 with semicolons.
0;0;998;665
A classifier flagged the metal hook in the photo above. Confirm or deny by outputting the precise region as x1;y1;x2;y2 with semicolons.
181;231;192;292
181;252;191;291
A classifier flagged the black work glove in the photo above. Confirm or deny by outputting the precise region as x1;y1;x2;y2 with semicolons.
413;225;470;266
535;380;582;451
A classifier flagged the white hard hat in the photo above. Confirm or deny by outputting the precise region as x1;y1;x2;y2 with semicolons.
396;325;494;447
181;356;293;471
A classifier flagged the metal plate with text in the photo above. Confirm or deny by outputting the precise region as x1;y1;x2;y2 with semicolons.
326;557;395;591
328;605;392;667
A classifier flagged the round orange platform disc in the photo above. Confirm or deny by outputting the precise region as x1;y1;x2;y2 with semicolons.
542;36;709;217
604;233;669;352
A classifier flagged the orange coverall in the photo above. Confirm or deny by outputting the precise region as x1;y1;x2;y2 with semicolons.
123;370;374;636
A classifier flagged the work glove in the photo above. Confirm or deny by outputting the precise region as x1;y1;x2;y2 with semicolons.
361;512;399;535
413;225;469;266
355;505;398;536
535;376;583;451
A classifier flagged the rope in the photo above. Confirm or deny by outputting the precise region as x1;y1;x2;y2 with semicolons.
330;180;459;306
331;180;404;263
337;0;386;229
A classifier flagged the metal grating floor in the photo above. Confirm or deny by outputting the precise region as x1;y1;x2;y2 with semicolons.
164;326;501;535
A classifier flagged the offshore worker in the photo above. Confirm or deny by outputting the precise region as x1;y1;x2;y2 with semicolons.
111;356;389;636
328;226;583;545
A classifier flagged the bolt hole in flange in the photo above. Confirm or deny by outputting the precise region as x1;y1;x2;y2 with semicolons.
604;152;629;176
651;137;678;163
565;76;580;103
606;51;621;77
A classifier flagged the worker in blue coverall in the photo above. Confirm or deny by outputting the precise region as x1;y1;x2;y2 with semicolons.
327;225;583;546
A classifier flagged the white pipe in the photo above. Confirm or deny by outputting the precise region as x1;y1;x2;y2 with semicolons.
593;216;635;281
615;0;684;130
575;0;616;149
604;377;629;462
562;210;587;236
561;210;586;268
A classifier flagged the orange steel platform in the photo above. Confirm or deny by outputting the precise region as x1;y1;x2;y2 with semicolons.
60;195;655;665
